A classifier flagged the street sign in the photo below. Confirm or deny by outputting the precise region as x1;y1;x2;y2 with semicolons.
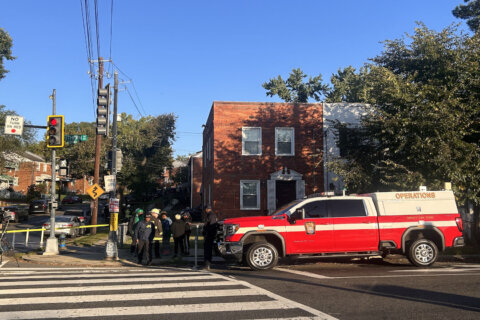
65;135;88;144
109;198;120;213
4;115;24;135
104;175;116;192
86;183;105;200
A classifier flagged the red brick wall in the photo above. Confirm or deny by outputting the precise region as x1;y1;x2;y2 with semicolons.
7;161;52;194
203;101;324;219
190;157;203;209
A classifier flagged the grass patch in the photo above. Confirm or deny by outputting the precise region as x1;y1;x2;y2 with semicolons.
70;231;109;246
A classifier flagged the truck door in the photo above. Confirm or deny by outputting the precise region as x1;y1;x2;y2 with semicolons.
329;199;379;252
287;200;334;254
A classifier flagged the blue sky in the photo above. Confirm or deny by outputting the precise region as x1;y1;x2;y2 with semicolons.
0;1;466;156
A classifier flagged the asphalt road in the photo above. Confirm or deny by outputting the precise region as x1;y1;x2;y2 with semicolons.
215;258;480;320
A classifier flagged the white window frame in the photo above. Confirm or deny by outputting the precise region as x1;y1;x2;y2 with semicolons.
36;162;41;171
242;127;262;156
275;127;295;156
43;163;47;172
240;180;260;210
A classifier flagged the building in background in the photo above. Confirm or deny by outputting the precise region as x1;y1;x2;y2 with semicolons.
188;151;203;210
202;101;324;218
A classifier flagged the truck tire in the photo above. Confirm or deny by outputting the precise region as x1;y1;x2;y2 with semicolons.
407;239;438;267
245;241;278;270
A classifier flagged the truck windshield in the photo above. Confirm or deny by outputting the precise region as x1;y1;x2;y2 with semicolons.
270;200;302;216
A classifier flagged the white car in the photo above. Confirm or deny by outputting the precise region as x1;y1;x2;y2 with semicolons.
42;215;80;237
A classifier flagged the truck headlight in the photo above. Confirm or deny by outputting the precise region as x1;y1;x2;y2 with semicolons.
225;224;239;236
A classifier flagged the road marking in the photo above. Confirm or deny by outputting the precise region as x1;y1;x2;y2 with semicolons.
0;260;7;268
0;271;207;280
0;280;235;295
1;301;308;319
0;288;259;306
0;274;216;286
275;268;332;279
213;273;337;320
0;268;336;320
275;267;480;280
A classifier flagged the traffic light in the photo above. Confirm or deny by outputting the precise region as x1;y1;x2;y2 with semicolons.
97;84;110;135
46;115;64;148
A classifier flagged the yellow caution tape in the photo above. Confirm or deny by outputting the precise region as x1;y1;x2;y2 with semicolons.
5;224;109;234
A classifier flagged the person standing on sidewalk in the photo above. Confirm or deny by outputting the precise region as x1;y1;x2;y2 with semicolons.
128;208;144;254
134;213;155;265
171;214;187;257
203;206;218;270
150;208;163;259
182;210;192;255
160;211;172;255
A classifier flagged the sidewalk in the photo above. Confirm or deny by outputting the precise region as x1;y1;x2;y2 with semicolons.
17;242;224;268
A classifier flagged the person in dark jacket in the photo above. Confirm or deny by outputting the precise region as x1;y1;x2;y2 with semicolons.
170;214;187;257
182;210;192;255
150;208;163;259
160;212;172;254
128;208;144;254
203;206;218;270
134;213;155;265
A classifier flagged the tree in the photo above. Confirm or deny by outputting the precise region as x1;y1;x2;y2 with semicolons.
453;0;480;32
0;28;15;81
116;113;176;196
327;24;480;206
262;68;329;103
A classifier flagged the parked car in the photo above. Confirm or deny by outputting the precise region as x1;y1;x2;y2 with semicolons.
29;199;48;214
61;195;83;205
43;215;80;237
64;209;91;235
2;205;28;223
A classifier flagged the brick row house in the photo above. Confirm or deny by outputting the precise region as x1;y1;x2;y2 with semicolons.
202;101;325;218
197;101;367;219
1;151;94;196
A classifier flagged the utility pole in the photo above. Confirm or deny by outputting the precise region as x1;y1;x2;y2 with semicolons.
44;89;58;255
91;58;104;235
105;70;119;260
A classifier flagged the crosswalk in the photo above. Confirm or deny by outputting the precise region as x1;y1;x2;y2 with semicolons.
0;267;336;320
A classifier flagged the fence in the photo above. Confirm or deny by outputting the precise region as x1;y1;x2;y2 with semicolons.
2;224;109;251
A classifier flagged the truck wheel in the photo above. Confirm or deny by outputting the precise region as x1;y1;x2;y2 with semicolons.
407;239;438;267
245;242;278;270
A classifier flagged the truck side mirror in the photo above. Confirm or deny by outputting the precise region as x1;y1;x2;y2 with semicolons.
290;208;305;223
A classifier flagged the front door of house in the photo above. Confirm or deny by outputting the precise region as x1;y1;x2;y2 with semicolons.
276;180;296;208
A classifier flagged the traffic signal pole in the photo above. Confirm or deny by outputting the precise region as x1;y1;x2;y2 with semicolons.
44;89;59;255
91;59;104;235
105;70;119;260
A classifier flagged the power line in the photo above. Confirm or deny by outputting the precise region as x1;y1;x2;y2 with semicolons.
125;86;144;117
111;61;147;115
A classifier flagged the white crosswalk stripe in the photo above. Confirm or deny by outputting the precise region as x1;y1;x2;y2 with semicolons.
0;267;336;320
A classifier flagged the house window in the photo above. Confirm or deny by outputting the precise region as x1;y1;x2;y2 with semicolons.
275;127;294;156
36;162;41;171
240;180;260;210
43;163;47;172
242;127;262;155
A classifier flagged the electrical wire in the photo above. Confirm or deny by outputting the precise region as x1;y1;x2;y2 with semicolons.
80;0;97;119
125;86;144;117
108;0;114;76
112;61;148;115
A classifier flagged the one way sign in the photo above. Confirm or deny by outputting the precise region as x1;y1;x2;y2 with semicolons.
4;115;24;135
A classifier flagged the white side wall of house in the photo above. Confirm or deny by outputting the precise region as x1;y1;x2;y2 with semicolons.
323;103;369;194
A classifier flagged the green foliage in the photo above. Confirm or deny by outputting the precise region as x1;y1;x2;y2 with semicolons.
453;0;480;32
116;113;176;195
262;68;329;103
0;28;15;81
327;24;480;205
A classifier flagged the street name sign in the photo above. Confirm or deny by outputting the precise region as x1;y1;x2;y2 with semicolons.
4;115;24;135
